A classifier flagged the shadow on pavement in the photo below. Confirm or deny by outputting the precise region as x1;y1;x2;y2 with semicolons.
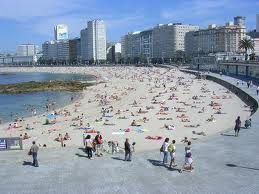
111;157;125;161
220;133;235;137
226;163;259;171
147;159;165;167
75;153;88;158
147;159;182;172
22;161;33;166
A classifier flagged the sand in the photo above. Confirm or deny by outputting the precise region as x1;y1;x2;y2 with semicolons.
0;66;251;152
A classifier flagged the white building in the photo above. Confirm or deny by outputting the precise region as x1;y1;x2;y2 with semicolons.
0;55;38;65
42;40;69;61
87;20;106;62
153;23;199;59
17;44;38;56
54;24;68;41
121;23;199;62
257;14;259;32
185;18;246;56
253;38;259;56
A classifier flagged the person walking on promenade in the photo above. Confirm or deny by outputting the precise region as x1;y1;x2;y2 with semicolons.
168;140;176;168
256;86;259;95
85;135;94;159
182;141;193;172
234;116;241;137
29;141;39;167
247;81;250;88
95;131;103;157
162;138;169;165
124;138;132;161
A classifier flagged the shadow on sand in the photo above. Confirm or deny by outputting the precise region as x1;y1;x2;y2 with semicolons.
226;163;259;171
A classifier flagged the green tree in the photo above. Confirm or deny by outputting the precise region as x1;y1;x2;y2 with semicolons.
239;38;254;60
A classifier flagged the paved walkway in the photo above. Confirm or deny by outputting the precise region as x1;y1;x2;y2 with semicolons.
1;72;259;194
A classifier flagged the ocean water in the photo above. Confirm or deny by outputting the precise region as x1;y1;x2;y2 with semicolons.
0;72;95;124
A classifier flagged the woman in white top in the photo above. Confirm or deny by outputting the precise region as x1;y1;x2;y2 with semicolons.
162;138;169;165
182;141;193;172
85;135;93;159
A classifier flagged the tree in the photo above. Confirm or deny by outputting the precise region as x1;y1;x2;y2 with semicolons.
239;38;254;60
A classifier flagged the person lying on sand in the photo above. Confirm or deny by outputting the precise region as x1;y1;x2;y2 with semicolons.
177;114;188;118
64;133;71;140
164;124;175;130
55;134;63;142
22;133;30;140
118;116;128;119
192;131;206;136
207;115;216;122
26;124;34;130
138;108;148;114
184;124;200;128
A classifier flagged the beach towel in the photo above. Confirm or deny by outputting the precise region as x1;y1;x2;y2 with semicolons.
112;132;125;135
145;136;163;140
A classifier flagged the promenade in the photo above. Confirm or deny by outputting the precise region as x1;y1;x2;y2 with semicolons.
0;71;259;194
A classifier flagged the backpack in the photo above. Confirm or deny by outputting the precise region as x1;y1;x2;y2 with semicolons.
168;144;175;153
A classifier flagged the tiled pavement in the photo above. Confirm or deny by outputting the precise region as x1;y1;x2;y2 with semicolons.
0;71;259;194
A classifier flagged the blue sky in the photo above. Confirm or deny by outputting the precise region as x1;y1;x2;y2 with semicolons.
0;0;258;53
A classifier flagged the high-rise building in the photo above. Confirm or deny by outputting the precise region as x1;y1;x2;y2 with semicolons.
153;23;199;60
121;31;141;60
87;20;106;62
42;40;69;61
17;44;38;56
54;24;69;41
69;38;81;62
185;17;246;56
107;42;121;63
80;28;88;61
234;16;246;27
121;23;199;62
257;14;259;32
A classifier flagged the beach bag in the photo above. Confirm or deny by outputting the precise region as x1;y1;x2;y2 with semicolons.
160;145;164;152
186;151;191;158
168;144;174;153
28;149;32;156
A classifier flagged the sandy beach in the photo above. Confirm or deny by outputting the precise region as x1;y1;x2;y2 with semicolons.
0;66;251;152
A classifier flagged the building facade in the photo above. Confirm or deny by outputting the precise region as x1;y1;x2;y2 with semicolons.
42;40;69;61
234;16;246;27
185;20;246;56
121;31;141;60
54;24;68;41
121;23;199;62
87;20;106;62
69;38;81;62
80;28;88;61
17;44;38;56
0;55;38;65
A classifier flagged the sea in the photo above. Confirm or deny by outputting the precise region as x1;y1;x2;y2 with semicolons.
0;72;96;124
